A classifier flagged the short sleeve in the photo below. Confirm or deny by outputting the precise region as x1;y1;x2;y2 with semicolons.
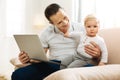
39;30;49;48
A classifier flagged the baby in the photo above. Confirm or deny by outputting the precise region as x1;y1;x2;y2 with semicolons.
65;14;108;68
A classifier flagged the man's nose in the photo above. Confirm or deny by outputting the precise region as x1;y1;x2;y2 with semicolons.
62;20;67;25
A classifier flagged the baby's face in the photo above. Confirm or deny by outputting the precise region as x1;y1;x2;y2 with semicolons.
85;20;99;37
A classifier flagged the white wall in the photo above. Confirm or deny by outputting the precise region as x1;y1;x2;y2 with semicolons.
0;36;19;80
24;0;73;34
0;0;6;36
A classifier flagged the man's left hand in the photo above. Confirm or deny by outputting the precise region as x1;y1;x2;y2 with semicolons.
84;41;101;58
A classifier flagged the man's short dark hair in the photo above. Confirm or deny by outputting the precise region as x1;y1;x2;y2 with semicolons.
44;3;62;21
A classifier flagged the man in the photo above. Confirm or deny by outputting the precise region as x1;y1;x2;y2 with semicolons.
11;3;101;80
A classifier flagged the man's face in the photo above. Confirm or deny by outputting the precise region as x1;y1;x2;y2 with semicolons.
85;20;99;37
49;9;70;33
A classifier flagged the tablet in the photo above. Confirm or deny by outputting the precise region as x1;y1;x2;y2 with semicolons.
13;34;49;61
13;34;66;66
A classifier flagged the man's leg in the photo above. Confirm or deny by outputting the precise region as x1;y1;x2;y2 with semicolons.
11;61;60;80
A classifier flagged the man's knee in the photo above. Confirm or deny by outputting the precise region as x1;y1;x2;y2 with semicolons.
11;69;29;80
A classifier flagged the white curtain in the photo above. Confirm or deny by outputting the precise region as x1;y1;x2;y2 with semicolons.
72;0;120;28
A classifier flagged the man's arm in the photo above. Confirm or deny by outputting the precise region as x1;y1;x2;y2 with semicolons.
84;41;101;58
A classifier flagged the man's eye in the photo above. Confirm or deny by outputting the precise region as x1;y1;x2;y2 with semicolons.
58;22;62;25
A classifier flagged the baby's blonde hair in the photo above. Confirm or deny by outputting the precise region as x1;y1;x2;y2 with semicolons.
84;14;99;26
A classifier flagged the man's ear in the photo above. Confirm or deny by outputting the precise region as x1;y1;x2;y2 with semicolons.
49;21;53;24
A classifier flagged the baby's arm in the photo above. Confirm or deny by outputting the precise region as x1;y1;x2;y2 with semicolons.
64;31;70;37
98;37;108;66
64;32;81;38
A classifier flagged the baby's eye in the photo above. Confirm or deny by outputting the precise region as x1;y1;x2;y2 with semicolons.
94;26;98;28
87;26;91;28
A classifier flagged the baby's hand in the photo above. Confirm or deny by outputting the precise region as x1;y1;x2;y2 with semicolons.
64;31;69;37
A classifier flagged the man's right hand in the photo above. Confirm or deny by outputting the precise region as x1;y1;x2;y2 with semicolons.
19;51;41;64
19;51;30;64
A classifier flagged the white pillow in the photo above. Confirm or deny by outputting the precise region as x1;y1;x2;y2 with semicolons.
44;64;120;80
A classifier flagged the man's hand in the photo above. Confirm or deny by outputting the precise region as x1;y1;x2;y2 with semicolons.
19;51;41;64
84;41;101;58
19;51;30;64
19;48;48;64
